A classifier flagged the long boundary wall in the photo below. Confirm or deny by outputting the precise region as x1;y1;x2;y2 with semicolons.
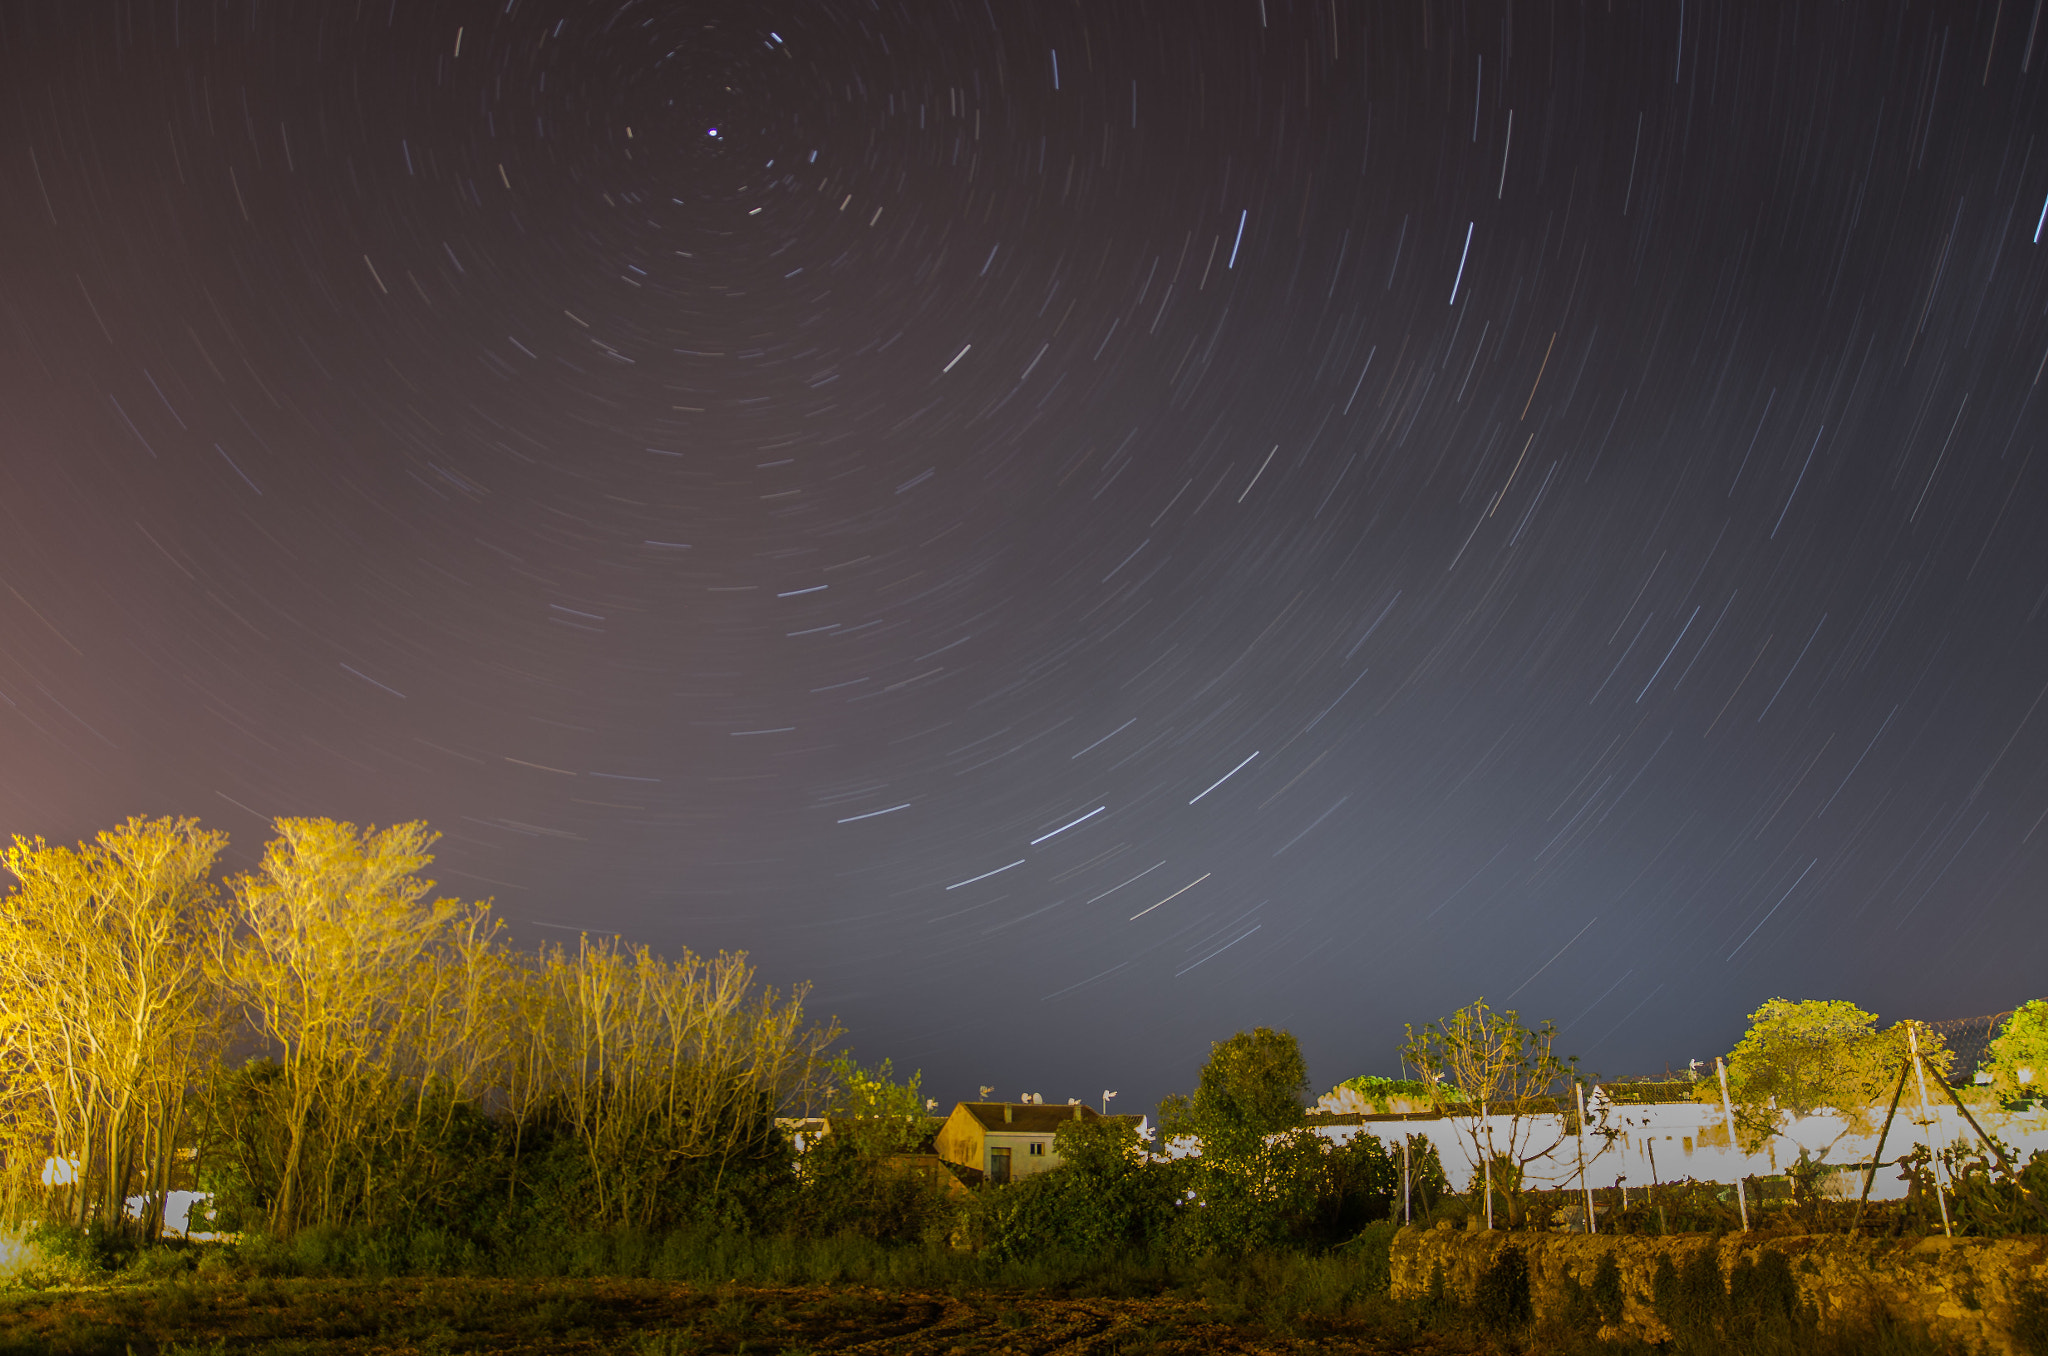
1314;1103;2048;1198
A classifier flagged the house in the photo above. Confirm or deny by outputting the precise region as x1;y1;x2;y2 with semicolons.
935;1101;1124;1184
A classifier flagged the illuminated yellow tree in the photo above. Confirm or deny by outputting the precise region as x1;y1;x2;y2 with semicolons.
523;934;838;1226
1983;1000;2048;1105
0;817;227;1235
219;818;500;1235
1717;998;1949;1154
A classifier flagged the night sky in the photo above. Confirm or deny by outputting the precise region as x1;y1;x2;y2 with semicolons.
5;1;2047;1113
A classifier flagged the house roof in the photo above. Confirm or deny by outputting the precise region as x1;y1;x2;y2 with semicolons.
950;1102;1124;1134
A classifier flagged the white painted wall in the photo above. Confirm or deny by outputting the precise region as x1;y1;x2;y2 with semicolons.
1319;1100;2048;1202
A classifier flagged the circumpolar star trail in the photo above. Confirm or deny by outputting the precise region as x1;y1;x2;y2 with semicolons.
1189;753;1259;804
5;1;2045;1114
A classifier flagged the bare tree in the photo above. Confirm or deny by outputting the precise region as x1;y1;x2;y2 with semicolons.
219;818;495;1235
1402;998;1576;1228
522;934;839;1227
0;817;227;1236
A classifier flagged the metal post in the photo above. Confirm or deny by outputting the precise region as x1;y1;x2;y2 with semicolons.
1481;1102;1493;1229
1909;1023;1952;1238
1576;1082;1596;1234
1716;1058;1750;1231
1403;1134;1412;1224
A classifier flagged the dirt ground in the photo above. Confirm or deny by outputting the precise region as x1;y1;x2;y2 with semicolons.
0;1276;1494;1354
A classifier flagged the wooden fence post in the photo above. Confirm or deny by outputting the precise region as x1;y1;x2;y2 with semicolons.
1851;1055;1915;1237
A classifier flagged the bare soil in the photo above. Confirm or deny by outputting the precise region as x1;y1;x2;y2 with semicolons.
0;1277;1495;1355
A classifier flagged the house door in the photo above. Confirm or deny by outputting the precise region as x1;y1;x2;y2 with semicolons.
988;1147;1011;1185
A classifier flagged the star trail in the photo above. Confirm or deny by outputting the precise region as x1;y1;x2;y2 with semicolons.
3;1;2046;1112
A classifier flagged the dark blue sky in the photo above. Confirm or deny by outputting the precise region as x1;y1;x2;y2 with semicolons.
3;0;2045;1114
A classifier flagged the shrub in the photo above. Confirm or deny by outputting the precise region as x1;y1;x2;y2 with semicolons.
790;1134;956;1245
1337;1219;1400;1296
981;1120;1178;1262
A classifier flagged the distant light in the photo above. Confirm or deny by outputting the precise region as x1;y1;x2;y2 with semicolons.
707;128;719;137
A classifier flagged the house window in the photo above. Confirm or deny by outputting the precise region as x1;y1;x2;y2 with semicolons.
1028;1141;1046;1156
989;1147;1011;1184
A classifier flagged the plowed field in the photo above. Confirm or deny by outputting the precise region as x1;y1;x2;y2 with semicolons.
0;1277;1491;1354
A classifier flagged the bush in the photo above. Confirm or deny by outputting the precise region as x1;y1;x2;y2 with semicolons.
1337;1219;1400;1295
24;1219;133;1274
791;1135;957;1246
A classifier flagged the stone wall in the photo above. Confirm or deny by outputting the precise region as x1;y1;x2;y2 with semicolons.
1390;1222;2048;1354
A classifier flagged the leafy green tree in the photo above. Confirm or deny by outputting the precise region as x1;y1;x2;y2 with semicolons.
1159;1026;1309;1161
1155;1028;1413;1256
791;1051;952;1244
821;1051;928;1154
1984;1000;2048;1106
1718;998;1949;1152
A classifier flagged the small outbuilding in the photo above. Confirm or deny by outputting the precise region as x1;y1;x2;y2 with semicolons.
934;1101;1123;1184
